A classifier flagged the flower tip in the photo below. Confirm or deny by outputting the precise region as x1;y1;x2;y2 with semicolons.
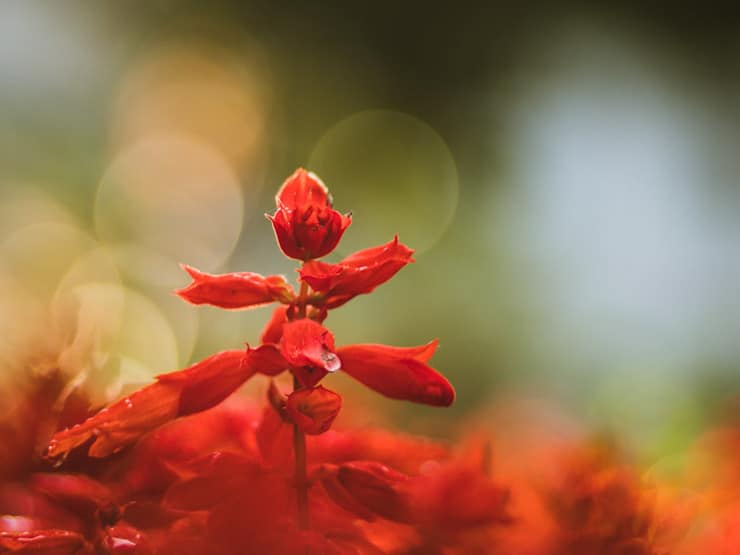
180;263;204;280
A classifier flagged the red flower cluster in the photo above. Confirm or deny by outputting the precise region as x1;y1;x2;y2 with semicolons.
33;168;459;552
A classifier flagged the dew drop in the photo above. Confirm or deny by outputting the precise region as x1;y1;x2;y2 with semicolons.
48;450;69;469
321;351;341;372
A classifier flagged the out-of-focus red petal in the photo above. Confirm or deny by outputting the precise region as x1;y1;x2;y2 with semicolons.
164;454;259;512
29;474;114;518
337;343;454;407
260;306;289;344
0;529;93;554
175;264;294;309
285;386;342;435
322;461;411;523
101;522;151;554
407;464;511;538
47;351;254;460
280;320;340;387
256;407;293;470
300;236;414;308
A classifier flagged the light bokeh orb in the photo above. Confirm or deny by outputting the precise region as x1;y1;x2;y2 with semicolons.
111;42;270;170
0;222;96;301
95;135;245;270
308;110;459;255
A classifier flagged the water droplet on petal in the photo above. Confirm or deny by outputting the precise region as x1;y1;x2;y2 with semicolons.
321;351;341;373
48;450;69;469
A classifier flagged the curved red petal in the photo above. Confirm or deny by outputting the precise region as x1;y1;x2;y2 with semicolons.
158;349;253;415
175;264;294;309
275;168;329;209
267;209;306;260
299;236;413;307
243;344;288;377
260;306;289;344
46;381;182;460
334;461;411;522
47;351;253;460
0;530;93;554
337;344;454;407
340;235;414;268
30;474;114;516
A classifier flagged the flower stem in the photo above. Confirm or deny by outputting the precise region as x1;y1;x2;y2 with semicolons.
293;275;310;528
293;375;309;529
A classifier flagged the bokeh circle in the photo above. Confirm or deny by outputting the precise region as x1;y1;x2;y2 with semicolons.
308;110;459;255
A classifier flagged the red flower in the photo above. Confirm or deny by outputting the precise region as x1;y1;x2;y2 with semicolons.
266;168;351;261
175;265;294;309
285;386;342;435
300;236;414;308
46;350;251;459
245;319;340;388
250;311;454;407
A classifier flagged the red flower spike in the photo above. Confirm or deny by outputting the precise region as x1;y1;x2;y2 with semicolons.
300;236;415;308
175;264;294;310
279;320;341;387
285;386;342;435
47;350;252;459
267;168;351;261
337;342;454;407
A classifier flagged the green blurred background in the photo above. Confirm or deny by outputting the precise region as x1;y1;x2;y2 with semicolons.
1;1;738;462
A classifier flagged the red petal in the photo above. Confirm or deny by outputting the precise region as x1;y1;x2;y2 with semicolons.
266;209;306;260
46;381;182;459
175;264;294;309
285;386;341;435
275;168;330;210
341;235;415;268
30;474;114;516
243;344;288;377
300;236;414;308
0;529;93;554
260;306;289;344
47;351;254;460
337;343;454;407
158;350;253;415
332;461;411;522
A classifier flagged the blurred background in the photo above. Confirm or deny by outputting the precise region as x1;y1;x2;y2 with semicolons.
1;1;738;464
